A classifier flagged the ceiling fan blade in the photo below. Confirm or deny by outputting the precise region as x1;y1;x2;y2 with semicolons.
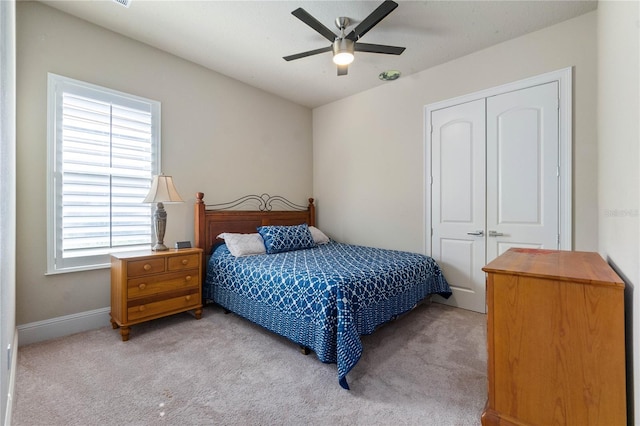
355;42;405;55
346;0;398;41
291;8;337;42
283;46;332;61
337;64;348;76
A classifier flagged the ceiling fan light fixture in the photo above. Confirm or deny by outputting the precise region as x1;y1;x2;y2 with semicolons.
332;38;355;65
333;52;354;66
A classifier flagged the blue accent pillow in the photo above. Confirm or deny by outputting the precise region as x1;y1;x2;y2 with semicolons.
257;224;317;254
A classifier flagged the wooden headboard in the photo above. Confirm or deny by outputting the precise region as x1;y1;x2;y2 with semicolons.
194;192;316;256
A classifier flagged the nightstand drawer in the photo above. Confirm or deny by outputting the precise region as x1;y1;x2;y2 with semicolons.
168;253;200;271
127;269;200;298
127;258;166;277
127;291;200;322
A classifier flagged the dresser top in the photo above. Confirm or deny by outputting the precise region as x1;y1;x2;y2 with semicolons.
482;248;624;287
110;247;202;260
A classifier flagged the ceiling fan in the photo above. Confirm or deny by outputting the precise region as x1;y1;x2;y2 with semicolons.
283;0;406;76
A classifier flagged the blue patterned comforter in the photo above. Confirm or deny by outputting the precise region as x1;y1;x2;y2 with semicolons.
204;241;451;389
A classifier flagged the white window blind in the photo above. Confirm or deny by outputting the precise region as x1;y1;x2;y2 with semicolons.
47;74;161;274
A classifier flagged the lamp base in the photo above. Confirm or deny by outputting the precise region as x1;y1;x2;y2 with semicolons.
151;202;169;252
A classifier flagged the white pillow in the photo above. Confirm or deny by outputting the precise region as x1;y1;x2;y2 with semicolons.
308;226;330;245
217;233;266;257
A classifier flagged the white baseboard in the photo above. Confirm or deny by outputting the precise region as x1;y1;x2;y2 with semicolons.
4;330;17;426
17;307;111;346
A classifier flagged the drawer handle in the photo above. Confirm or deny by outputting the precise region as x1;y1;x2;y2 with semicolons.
143;264;151;271
139;305;146;312
185;295;191;301
181;259;188;265
185;275;192;281
138;283;146;290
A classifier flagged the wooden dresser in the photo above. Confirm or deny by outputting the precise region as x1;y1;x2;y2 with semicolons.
482;248;626;426
110;248;203;341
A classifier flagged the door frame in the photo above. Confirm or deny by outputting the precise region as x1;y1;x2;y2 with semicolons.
424;67;573;257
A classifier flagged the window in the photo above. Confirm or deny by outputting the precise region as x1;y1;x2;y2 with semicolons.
47;74;161;274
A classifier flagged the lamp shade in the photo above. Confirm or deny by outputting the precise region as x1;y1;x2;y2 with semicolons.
143;175;184;204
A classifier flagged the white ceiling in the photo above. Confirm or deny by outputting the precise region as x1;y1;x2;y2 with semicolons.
39;0;597;108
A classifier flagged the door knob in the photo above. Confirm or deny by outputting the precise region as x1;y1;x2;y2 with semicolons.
466;230;484;236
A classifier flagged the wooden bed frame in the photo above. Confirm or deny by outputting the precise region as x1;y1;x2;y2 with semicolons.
194;192;316;353
193;192;448;376
194;192;316;257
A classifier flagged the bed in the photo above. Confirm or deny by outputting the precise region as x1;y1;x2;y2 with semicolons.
195;193;452;389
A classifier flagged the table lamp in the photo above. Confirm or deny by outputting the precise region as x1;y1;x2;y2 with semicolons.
143;174;184;251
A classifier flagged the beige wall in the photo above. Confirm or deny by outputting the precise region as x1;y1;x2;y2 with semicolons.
597;0;639;419
16;2;312;325
597;0;639;291
313;11;597;254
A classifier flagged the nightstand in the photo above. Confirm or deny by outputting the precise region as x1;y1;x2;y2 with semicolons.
110;248;203;341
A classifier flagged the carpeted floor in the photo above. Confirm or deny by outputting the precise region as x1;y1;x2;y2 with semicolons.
13;302;487;425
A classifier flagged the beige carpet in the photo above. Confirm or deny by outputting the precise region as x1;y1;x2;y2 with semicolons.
13;302;487;425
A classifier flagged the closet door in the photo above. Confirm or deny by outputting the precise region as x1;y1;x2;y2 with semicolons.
486;82;560;260
431;99;487;313
429;81;561;314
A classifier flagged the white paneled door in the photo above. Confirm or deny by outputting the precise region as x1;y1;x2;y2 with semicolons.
486;82;559;261
430;82;560;313
431;99;487;313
